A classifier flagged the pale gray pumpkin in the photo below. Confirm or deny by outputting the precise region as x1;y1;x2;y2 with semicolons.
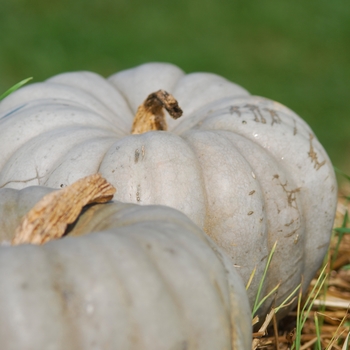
0;186;251;350
0;63;337;315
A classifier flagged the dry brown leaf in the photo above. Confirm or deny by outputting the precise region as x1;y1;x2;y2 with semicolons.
12;174;116;245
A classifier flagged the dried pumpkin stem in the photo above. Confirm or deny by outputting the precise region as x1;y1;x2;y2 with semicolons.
131;90;183;134
12;174;116;245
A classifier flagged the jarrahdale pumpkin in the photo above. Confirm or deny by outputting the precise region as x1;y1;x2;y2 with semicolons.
0;185;252;350
0;63;338;318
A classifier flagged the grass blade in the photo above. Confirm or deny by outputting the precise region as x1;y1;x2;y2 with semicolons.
300;266;328;331
292;282;303;350
246;265;257;290
334;167;350;182
332;210;349;269
341;332;350;350
252;241;278;317
291;265;328;350
0;77;33;101
314;312;322;350
253;283;280;316
333;227;350;234
274;283;301;314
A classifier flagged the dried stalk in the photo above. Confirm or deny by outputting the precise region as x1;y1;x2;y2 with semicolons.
12;174;116;245
131;90;183;134
252;309;275;350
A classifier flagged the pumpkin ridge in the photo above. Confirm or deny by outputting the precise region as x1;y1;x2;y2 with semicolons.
125;223;233;348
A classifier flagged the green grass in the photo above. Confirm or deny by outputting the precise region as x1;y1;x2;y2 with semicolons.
0;0;349;176
0;77;32;101
250;241;279;318
292;264;328;350
251;167;350;349
290;170;350;349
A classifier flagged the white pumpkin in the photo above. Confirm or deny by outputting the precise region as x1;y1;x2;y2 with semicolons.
0;186;251;350
0;63;337;316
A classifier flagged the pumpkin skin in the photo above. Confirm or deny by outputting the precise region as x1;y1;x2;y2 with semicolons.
0;186;251;350
0;63;337;315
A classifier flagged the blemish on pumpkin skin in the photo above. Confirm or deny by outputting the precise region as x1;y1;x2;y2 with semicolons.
308;133;326;170
293;119;298;135
282;184;300;209
260;254;268;262
273;176;300;209
263;108;281;126
134;149;140;163
244;104;266;124
249;190;255;195
285;219;295;227
136;185;141;202
229;106;241;116
248;211;254;216
284;227;300;238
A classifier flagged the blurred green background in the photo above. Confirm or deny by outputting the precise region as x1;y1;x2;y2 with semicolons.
1;0;349;179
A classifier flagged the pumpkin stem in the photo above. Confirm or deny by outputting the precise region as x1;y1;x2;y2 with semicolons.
12;174;116;245
131;90;183;134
